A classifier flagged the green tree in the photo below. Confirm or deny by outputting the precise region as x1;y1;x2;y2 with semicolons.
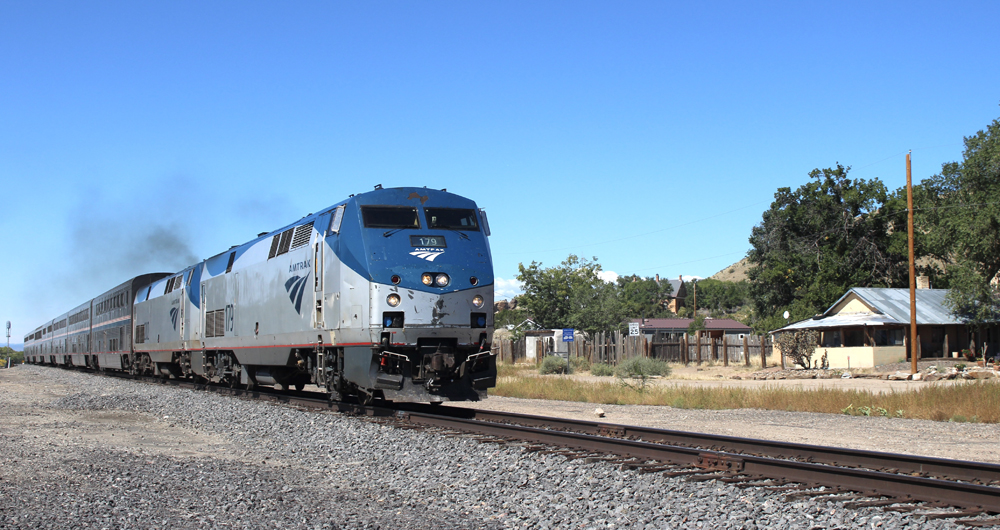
0;346;23;365
615;275;673;320
688;279;749;316
515;255;675;333
774;329;820;369
687;314;706;335
945;264;1000;327
517;255;616;332
923;116;1000;325
747;165;907;333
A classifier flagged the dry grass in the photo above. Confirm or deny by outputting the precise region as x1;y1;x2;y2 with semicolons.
493;366;1000;423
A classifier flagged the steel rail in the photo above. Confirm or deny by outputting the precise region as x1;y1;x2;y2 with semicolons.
435;408;1000;485
398;411;1000;513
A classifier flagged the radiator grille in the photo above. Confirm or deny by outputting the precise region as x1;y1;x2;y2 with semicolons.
268;234;281;259
291;221;314;249
205;309;227;338
268;222;312;259
277;228;294;255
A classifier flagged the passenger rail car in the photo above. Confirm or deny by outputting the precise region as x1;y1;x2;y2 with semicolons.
24;274;172;368
27;187;497;404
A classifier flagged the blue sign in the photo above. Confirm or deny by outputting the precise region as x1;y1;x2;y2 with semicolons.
562;329;574;342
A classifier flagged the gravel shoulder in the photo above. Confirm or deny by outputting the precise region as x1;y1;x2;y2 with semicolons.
0;365;983;529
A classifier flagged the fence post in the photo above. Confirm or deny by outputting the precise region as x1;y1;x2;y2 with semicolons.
682;334;689;365
743;334;750;367
723;335;729;367
779;334;785;370
760;335;766;369
696;330;702;365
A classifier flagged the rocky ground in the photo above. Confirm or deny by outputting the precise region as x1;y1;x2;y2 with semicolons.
0;365;992;529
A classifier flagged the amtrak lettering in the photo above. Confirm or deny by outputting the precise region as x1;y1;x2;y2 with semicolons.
289;259;312;273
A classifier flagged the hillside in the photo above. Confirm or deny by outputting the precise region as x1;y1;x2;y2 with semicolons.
709;257;749;283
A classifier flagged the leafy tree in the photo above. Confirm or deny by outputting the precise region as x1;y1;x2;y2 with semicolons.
517;255;619;332
517;255;600;330
0;346;23;364
687;279;749;316
615;274;673;320
747;165;907;333
775;329;820;369
686;314;706;335
516;255;675;333
944;264;1000;327
918;116;1000;326
494;308;526;330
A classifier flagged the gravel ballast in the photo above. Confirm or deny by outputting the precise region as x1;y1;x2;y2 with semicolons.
0;365;980;529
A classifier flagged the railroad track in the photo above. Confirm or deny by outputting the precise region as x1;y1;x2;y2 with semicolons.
102;369;1000;526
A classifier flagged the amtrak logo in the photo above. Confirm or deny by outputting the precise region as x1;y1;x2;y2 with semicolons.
169;308;179;330
284;275;309;314
410;248;445;261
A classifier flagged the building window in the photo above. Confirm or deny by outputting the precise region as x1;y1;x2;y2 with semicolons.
843;328;864;347
874;328;905;346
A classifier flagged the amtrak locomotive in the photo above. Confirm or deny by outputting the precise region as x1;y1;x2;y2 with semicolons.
24;187;497;403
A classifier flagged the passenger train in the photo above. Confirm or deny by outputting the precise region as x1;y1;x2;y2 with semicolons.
24;186;497;403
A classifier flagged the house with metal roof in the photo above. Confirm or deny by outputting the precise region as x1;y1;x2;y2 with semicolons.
774;287;994;369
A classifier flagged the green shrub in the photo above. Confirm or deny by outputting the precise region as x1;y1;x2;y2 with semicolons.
590;363;614;376
539;355;569;375
615;357;671;379
569;356;591;373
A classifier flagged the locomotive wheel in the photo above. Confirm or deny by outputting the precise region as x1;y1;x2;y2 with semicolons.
294;382;305;391
358;390;374;406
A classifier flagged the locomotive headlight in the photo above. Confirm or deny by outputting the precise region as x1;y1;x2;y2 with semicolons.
386;294;401;307
472;295;484;308
421;273;434;286
435;273;450;287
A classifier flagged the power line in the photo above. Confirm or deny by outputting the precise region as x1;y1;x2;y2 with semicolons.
494;200;768;257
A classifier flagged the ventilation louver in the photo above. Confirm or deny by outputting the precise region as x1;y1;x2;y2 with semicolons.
291;221;314;249
205;309;227;338
268;223;310;259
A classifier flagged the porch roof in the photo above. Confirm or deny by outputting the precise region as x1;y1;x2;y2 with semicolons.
776;312;900;332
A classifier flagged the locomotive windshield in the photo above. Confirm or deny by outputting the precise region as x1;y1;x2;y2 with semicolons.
424;208;479;231
362;206;421;228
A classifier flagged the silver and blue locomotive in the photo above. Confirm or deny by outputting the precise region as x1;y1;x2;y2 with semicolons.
26;187;497;403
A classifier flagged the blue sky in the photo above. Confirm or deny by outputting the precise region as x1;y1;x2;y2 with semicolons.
3;1;999;346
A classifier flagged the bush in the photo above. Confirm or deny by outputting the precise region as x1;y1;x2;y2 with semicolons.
590;363;614;376
569;356;591;373
539;355;569;375
615;357;671;379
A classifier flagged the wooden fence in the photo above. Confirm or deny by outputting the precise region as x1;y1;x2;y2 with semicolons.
493;331;775;367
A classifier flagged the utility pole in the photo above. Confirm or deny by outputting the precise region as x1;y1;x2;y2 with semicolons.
693;283;697;314
907;152;918;375
5;321;10;368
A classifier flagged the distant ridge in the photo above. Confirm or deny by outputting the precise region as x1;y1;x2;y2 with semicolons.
709;257;749;283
